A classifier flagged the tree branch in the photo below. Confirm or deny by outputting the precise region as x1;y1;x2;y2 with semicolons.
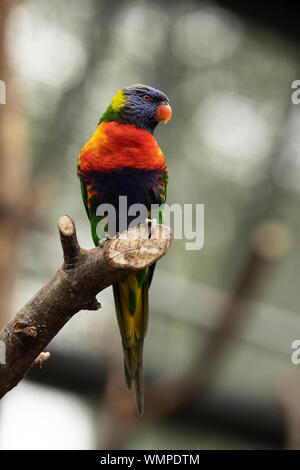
0;215;172;399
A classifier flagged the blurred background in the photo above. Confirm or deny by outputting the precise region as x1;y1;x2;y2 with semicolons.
0;0;300;450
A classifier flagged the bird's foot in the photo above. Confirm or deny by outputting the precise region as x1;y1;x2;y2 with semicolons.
98;233;112;247
145;217;158;236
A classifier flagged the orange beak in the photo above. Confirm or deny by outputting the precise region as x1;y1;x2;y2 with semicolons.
156;103;172;124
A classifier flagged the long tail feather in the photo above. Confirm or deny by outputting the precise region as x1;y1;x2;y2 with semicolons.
113;272;149;416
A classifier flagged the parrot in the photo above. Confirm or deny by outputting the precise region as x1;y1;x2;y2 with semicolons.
77;84;171;416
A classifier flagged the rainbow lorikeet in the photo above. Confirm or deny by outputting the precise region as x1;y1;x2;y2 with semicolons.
77;84;171;415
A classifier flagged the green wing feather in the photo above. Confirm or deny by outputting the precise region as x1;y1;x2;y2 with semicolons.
79;177;107;245
80;179;90;219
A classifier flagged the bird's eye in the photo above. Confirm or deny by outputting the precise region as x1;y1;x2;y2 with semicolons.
143;95;151;102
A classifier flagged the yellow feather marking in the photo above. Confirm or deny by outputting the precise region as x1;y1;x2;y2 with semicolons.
77;123;108;169
86;123;108;150
119;273;144;344
111;89;126;112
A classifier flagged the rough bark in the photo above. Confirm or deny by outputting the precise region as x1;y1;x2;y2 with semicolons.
0;216;172;399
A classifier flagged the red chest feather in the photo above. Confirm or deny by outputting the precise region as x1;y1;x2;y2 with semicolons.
78;121;166;174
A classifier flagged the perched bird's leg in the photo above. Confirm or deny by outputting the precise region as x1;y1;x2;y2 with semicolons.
98;233;112;248
145;217;158;237
144;217;152;234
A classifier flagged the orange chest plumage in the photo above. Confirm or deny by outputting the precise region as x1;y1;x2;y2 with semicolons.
78;121;166;175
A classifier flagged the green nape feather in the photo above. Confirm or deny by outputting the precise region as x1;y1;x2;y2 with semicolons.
98;89;126;125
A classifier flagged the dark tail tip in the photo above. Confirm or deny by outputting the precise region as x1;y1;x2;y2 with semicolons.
136;401;144;417
133;366;144;417
135;389;144;417
124;360;132;390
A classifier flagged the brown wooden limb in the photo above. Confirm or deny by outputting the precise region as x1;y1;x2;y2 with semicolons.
0;215;172;399
31;352;51;370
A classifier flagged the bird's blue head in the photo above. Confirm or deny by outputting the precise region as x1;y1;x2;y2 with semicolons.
100;84;172;134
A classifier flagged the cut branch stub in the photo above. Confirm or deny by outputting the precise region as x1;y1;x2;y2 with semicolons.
58;215;81;268
106;223;172;270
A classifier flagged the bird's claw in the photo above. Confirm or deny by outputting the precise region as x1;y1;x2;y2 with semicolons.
98;233;111;247
145;217;157;225
145;217;158;236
